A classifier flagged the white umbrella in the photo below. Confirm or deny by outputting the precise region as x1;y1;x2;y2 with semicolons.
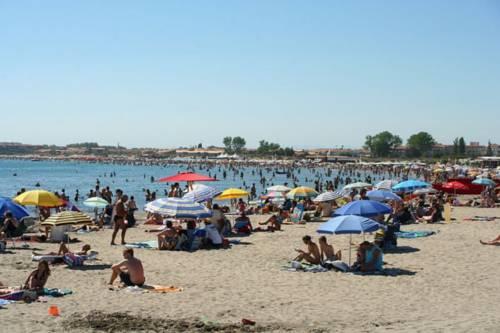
374;180;399;190
343;182;372;190
266;185;291;192
145;198;212;219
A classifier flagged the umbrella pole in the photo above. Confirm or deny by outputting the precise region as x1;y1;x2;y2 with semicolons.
349;234;352;266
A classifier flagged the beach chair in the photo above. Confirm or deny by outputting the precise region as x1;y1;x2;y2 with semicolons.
290;204;305;223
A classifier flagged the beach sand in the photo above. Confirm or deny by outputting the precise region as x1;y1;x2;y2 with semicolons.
2;206;500;332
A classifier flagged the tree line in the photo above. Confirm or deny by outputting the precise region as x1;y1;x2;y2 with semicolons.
364;131;494;158
222;137;295;157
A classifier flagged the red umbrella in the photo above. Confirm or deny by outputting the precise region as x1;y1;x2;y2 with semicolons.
158;171;217;183
442;181;469;191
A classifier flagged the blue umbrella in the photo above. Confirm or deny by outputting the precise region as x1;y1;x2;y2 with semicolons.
472;178;496;187
145;198;212;219
334;200;392;217
317;215;381;265
0;197;30;220
392;180;430;192
366;190;402;202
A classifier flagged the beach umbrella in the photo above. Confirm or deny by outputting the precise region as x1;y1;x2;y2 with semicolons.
40;211;93;227
286;186;318;200
83;197;109;209
413;188;438;195
313;191;345;203
317;215;381;265
366;190;402;202
14;190;63;207
183;184;221;203
343;182;372;191
216;188;249;201
145;198;212;219
392;180;430;192
374;180;399;190
442;181;469;191
265;191;285;199
266;185;291;192
333;200;392;217
472;178;496;187
158;172;216;183
0;197;30;220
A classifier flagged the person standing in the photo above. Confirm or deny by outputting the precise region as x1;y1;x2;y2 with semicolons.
111;195;129;245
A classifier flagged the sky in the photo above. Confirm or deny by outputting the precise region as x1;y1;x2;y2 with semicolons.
1;1;499;149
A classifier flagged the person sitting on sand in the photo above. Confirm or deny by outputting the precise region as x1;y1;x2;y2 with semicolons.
144;213;163;225
234;212;253;234
157;221;177;250
294;235;321;265
354;241;383;272
259;209;286;231
1;212;19;238
23;260;50;294
319;236;341;262
109;248;145;287
480;235;500;246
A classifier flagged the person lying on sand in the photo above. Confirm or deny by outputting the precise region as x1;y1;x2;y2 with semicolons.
33;242;91;256
109;248;145;287
294;235;321;265
480;235;500;245
23;260;50;294
319;236;341;262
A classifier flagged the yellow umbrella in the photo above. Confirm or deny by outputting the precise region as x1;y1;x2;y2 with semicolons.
41;211;93;227
14;190;63;207
286;186;318;199
216;188;249;200
433;168;445;173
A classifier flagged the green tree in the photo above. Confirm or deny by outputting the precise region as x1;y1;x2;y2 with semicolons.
223;137;233;154
453;138;459;157
231;136;246;154
364;131;402;157
486;141;493;156
407;132;436;157
257;140;281;155
458;137;466;156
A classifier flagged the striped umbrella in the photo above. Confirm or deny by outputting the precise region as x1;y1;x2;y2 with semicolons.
41;211;93;227
144;198;212;219
83;197;109;209
313;191;345;203
286;186;318;199
216;188;249;201
183;184;222;203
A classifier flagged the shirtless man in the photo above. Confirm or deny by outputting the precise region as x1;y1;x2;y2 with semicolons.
319;236;341;262
111;195;129;245
294;235;321;264
109;248;145;287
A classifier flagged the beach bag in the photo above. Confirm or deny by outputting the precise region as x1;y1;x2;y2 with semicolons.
63;253;84;268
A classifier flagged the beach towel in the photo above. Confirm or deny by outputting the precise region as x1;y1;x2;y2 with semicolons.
396;231;435;239
125;241;158;249
43;288;73;297
0;299;10;307
143;285;183;293
32;251;98;263
283;261;328;273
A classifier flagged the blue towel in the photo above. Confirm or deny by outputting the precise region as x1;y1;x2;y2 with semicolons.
396;231;435;239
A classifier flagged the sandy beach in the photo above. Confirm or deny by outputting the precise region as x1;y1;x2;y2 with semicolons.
1;205;499;332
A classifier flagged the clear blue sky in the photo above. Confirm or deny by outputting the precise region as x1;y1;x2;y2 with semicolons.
1;1;499;149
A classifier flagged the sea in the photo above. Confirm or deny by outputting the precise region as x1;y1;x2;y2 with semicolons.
0;159;392;212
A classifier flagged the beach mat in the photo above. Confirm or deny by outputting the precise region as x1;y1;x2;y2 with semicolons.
396;231;435;239
125;241;158;249
464;216;498;222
